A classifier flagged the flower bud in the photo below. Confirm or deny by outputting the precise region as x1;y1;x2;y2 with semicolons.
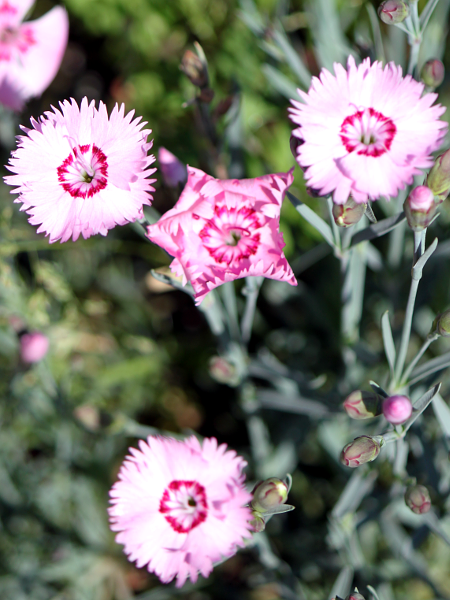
378;0;409;24
403;185;437;231
405;484;431;514
333;197;367;228
249;511;266;533
340;436;382;468
180;45;208;88
433;309;450;337
20;331;49;363
208;356;240;386
421;59;445;89
343;390;383;420
382;395;413;425
251;477;289;512
158;148;187;188
345;591;366;600
426;149;450;203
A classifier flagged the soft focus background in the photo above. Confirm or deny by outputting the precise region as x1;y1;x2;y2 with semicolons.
2;0;450;599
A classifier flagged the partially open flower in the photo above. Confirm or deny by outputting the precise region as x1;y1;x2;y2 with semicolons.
405;484;431;514
343;390;383;420
403;186;437;231
333;197;367;228
382;395;413;425
340;436;383;468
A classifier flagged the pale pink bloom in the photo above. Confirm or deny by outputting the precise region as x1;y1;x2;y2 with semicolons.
289;56;447;204
0;0;69;111
4;97;156;242
146;167;297;304
158;147;187;187
109;435;252;587
382;395;413;425
407;185;434;211
20;331;49;363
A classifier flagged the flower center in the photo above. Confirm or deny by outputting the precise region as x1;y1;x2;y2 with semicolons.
159;480;208;533
57;144;108;199
340;107;397;157
199;205;261;265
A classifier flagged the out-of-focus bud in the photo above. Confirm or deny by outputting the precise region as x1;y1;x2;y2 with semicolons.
73;404;100;431
209;356;240;386
20;332;49;363
378;0;409;24
180;43;208;88
403;185;437;231
251;477;289;512
158;148;187;188
345;591;366;600
405;484;431;514
382;395;413;425
421;59;445;88
426;149;450;203
343;390;383;420
432;309;450;337
249;511;266;533
340;435;383;468
333;197;367;228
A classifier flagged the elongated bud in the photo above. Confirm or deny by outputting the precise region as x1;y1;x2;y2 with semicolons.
432;309;450;337
251;477;289;512
421;59;445;88
180;44;208;88
426;149;450;202
378;0;409;24
249;511;266;533
333;197;367;228
158;148;187;188
403;186;437;231
382;395;412;425
340;435;383;468
343;390;383;419
345;591;366;600
405;484;431;514
20;331;49;363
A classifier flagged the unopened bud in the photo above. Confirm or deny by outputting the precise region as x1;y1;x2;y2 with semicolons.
433;309;450;337
340;435;383;468
208;356;240;386
403;186;437;231
180;45;208;88
421;59;445;88
426;149;450;202
158;148;187;188
345;591;366;600
20;331;49;363
249;511;266;532
382;395;413;425
251;477;288;512
378;0;409;24
405;484;431;514
343;390;383;420
333;197;367;228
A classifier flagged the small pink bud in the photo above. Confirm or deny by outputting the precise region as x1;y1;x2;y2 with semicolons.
421;59;445;88
343;390;383;419
158;148;187;188
251;477;289;512
20;332;49;363
405;484;431;514
382;395;413;425
333;197;367;228
378;0;409;24
426;149;450;202
345;591;366;600
340;436;382;468
403;186;437;231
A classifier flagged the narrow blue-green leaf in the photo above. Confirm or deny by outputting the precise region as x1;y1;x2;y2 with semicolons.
420;0;441;30
369;380;389;398
262;64;301;100
423;512;450;547
332;470;378;519
403;383;441;432
257;389;331;418
381;311;396;376
238;0;265;35
408;351;450;385
432;393;450;437
351;212;405;246
366;3;385;62
413;238;438;278
272;25;311;88
341;245;367;343
287;192;336;248
151;268;193;296
328;566;353;600
367;586;381;600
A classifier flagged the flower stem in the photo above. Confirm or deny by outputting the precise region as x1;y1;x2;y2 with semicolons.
241;276;263;345
401;333;439;384
221;281;241;342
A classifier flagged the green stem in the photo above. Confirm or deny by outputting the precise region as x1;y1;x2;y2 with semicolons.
327;197;341;250
221;281;241;342
401;333;439;384
241;277;263;345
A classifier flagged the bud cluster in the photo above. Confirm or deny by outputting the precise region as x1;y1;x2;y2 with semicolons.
249;477;293;532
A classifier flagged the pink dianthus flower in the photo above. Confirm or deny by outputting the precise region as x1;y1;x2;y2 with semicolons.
146;167;297;304
289;56;447;204
4;97;156;242
0;0;69;111
109;435;253;587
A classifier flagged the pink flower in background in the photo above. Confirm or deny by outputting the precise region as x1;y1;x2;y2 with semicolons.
158;147;187;187
289;56;447;204
4;97;156;242
109;435;252;587
20;331;49;363
0;0;69;111
146;167;297;304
